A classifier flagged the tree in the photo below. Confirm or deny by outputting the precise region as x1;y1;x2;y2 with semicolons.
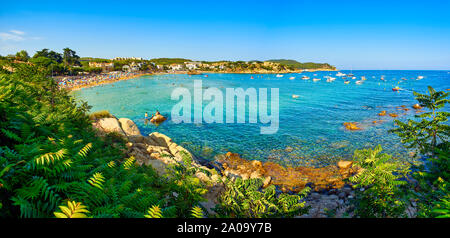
390;86;449;155
62;48;81;66
15;50;30;61
33;49;63;63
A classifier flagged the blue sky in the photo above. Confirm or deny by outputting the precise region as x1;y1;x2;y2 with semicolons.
1;0;449;69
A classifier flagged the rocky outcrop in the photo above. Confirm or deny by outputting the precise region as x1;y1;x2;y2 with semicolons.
215;152;359;192
92;116;225;215
118;118;142;136
92;118;126;136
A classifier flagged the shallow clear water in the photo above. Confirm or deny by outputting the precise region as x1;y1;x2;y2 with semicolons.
72;70;450;167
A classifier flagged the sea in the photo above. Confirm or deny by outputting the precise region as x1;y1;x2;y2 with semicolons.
71;70;450;167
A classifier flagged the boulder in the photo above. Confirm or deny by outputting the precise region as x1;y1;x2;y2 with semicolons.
93;117;125;136
150;114;167;123
412;104;422;110
118;118;142;136
337;161;353;169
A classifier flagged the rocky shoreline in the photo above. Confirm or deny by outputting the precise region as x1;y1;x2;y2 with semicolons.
90;115;370;217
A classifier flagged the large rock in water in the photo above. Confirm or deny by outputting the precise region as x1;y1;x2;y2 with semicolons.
118;118;142;136
92;118;125;136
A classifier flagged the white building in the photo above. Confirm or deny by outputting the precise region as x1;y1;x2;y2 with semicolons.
169;64;184;71
184;61;202;70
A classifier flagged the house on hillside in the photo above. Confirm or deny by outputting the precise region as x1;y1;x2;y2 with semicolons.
169;64;184;71
185;61;201;70
89;62;114;72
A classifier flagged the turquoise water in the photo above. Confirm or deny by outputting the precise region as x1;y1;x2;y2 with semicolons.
72;70;450;167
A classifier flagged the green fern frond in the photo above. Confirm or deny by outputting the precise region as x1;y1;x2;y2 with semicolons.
54;200;90;218
144;205;163;218
88;172;105;190
190;206;204;218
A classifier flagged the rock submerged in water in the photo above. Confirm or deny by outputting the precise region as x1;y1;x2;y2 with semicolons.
378;110;386;116
343;122;361;131
216;152;358;192
150;114;167;124
412;104;422;110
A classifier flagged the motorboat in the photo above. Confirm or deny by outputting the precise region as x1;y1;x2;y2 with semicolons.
355;80;363;85
302;76;310;80
326;77;336;82
313;78;321;82
276;74;284;78
289;76;295;80
344;80;350;84
336;72;346;77
392;86;400;91
292;94;300;99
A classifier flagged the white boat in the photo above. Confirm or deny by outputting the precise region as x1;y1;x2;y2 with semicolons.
302;76;310;80
292;94;300;99
313;78;321;82
352;77;356;79
276;74;284;78
336;72;346;77
289;76;295;80
355;80;363;85
417;76;424;80
326;77;336;82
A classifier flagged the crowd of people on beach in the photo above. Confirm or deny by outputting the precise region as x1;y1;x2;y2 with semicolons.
56;71;145;90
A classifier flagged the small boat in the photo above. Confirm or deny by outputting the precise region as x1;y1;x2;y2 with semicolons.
289;76;295;80
336;72;346;77
342;76;347;79
351;77;356;79
348;73;354;77
361;76;367;81
401;78;407;81
326;77;336;82
417;76;424;80
204;75;208;77
301;76;310;80
313;78;321;82
344;80;350;84
392;86;400;91
250;76;254;79
355;80;363;85
292;94;300;99
276;74;284;78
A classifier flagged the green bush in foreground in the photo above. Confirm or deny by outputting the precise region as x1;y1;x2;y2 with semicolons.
0;65;205;218
350;145;410;218
215;177;310;218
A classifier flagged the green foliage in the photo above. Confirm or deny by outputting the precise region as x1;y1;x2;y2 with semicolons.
349;145;409;218
391;86;449;155
266;59;335;70
54;200;90;218
144;205;163;218
149;58;191;65
0;65;206;218
190;206;204;218
216;177;310;218
390;87;449;218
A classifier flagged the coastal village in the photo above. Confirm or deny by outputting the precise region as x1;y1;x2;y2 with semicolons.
0;49;336;90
